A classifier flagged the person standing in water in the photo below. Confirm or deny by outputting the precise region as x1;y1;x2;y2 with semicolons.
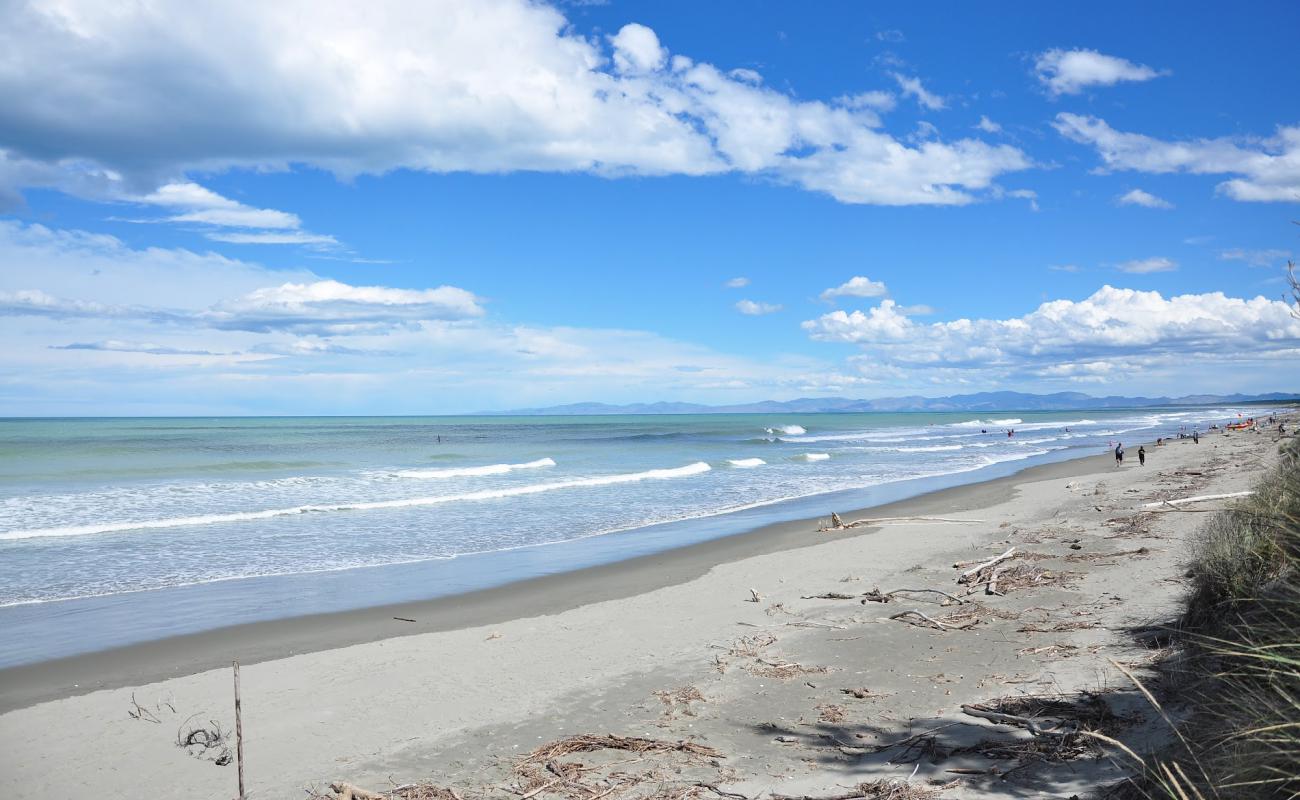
1138;445;1145;466
1114;442;1124;466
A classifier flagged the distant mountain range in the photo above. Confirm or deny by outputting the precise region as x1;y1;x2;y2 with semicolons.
495;391;1299;416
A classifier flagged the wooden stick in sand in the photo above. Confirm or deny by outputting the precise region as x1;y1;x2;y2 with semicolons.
957;546;1016;584
233;660;245;800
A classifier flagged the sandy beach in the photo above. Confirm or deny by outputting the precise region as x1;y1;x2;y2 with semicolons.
0;422;1289;799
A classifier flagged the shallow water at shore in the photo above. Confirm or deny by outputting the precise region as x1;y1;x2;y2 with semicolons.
0;408;1268;664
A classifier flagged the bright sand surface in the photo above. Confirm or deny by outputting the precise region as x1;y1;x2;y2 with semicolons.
0;422;1290;799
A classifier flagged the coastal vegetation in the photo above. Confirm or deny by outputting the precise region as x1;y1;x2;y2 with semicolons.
1119;438;1299;798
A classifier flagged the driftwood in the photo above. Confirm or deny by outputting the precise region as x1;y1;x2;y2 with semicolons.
233;661;245;800
890;609;976;631
822;513;984;532
805;586;965;606
864;587;966;606
1140;491;1252;509
961;704;1069;737
957;547;1016;585
330;784;387;800
986;567;1004;596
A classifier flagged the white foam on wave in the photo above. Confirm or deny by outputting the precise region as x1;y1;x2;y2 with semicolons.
951;418;1023;429
726;458;766;468
395;457;555;479
795;453;830;462
765;424;806;435
889;444;964;453
0;461;714;541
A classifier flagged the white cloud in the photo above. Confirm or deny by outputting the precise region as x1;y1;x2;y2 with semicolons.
48;340;234;357
1118;257;1177;274
206;231;340;246
875;29;905;43
735;299;782;315
1116;188;1173;209
1034;49;1165;96
0;1;1031;208
137;183;299;229
836;91;896;112
1055;114;1300;203
975;116;1002;134
0;219;843;413
820;276;888;302
609;23;666;74
1219;248;1293;267
129;181;337;246
205;280;484;334
891;73;946;110
803;286;1300;377
1049;264;1081;273
724;277;750;288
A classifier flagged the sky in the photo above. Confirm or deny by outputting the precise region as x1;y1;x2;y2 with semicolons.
1;0;1299;415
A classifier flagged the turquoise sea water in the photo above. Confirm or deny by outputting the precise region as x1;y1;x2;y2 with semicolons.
0;408;1263;664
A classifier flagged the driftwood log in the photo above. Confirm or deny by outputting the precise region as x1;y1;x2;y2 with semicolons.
957;547;1016;585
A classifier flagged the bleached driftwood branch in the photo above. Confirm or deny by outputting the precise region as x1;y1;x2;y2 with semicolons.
1140;491;1253;509
957;547;1016;585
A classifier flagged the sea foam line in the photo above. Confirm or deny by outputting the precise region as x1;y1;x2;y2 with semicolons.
395;457;556;479
0;461;713;541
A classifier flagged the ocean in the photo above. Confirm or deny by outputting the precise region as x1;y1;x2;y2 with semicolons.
0;407;1263;665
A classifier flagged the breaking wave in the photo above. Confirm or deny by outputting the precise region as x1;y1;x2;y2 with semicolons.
395;457;556;479
0;461;714;541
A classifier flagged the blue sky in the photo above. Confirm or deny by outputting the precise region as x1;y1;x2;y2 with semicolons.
1;0;1298;414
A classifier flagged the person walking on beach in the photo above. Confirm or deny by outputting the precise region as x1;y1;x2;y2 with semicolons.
1193;430;1199;444
1138;445;1145;466
1114;442;1124;466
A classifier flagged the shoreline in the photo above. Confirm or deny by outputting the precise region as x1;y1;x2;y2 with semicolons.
0;423;1287;799
0;444;1145;713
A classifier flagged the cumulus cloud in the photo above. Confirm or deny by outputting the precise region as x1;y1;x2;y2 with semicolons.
802;286;1300;376
724;277;751;288
1118;257;1177;274
0;1;1031;208
892;73;946;110
1116;188;1173;209
735;299;782;315
820;276;888;302
975;116;1002;134
1054;114;1300;203
1034;49;1166;96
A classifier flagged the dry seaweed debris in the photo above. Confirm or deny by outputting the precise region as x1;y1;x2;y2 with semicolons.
314;783;465;800
979;563;1081;596
655;686;706;719
773;778;959;800
727;633;777;657
176;715;232;766
522;734;722;764
952;692;1134;774
815;703;847;723
749;658;830;679
1064;547;1151;562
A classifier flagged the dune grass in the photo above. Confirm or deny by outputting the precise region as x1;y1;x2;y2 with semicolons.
1121;438;1299;798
